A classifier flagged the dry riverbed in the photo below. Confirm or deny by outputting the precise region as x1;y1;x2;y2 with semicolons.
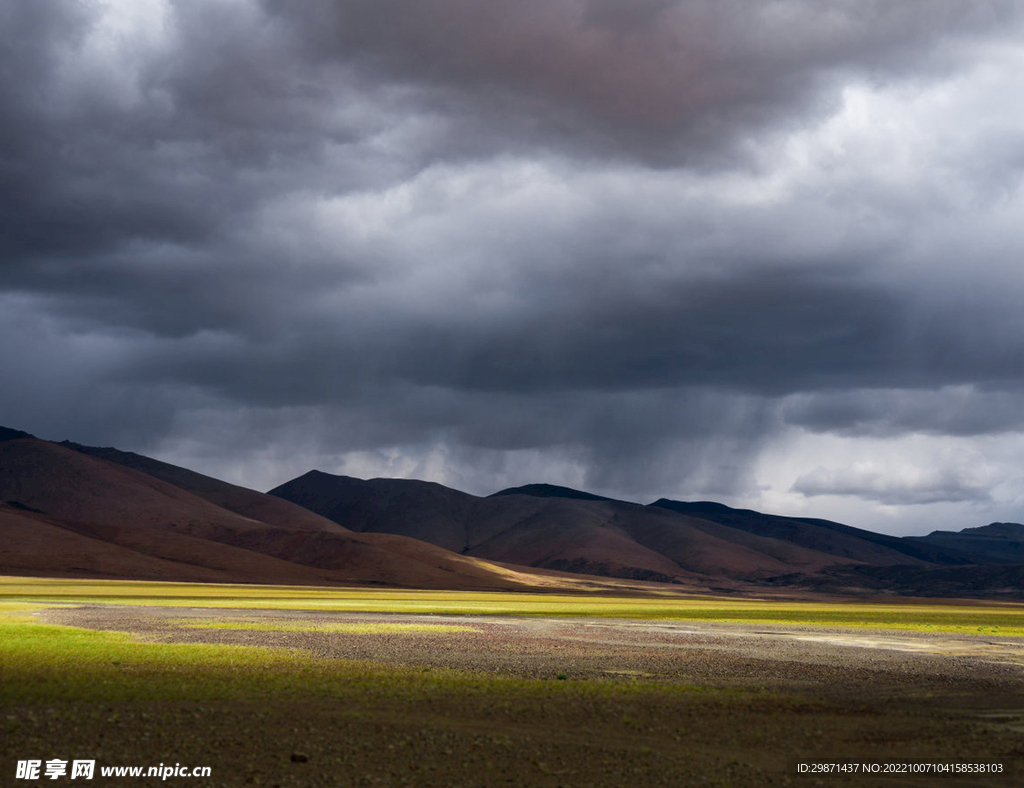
4;604;1024;787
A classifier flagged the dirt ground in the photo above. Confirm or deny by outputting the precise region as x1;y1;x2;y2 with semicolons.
4;605;1024;787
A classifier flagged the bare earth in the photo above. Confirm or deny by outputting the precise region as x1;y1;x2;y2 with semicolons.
5;605;1024;787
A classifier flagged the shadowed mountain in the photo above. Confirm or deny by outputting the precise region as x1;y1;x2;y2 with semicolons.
0;426;33;442
0;433;590;590
269;471;477;551
649;500;981;565
489;484;618;503
905;523;1024;564
61;442;351;535
0;498;345;585
7;424;1021;596
269;473;942;585
767;562;1024;599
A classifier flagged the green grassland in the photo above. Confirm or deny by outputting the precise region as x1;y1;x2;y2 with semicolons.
4;576;1023;787
3;574;1024;704
3;576;1024;635
0;599;710;707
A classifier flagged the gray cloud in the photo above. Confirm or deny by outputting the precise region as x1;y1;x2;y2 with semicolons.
782;387;1024;438
791;466;993;507
267;0;1022;166
3;1;1024;526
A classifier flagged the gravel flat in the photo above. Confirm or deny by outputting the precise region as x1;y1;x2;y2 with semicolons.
41;605;1024;696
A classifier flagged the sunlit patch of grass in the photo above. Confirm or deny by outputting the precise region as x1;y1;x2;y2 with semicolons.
170;619;479;634
3;575;1021;722
0;607;713;706
3;576;1024;636
0;599;49;615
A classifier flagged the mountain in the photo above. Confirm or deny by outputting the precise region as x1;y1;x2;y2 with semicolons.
269;472;951;586
649;499;979;565
0;426;33;442
7;423;1023;596
905;522;1024;564
269;471;477;551
0;432;592;590
768;562;1024;598
270;474;1024;596
60;442;351;534
490;484;618;503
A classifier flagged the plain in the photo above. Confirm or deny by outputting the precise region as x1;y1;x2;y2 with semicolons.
3;576;1024;787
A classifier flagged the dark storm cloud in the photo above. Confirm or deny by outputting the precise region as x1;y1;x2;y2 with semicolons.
3;0;1024;513
108;200;1023;409
1;4;224;263
0;0;411;270
110;261;900;400
266;0;1021;166
157;385;774;500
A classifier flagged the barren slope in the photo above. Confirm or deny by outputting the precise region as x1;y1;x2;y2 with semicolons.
0;435;556;590
62;443;350;534
269;472;892;583
651;499;945;566
906;522;1024;564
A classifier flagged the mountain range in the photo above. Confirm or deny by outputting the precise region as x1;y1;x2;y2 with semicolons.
2;425;1022;597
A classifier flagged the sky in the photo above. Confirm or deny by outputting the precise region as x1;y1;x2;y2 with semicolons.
2;0;1024;536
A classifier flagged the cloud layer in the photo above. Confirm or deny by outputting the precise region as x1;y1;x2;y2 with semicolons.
3;0;1024;533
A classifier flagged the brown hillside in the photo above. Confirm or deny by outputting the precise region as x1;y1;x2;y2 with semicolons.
62;443;350;534
0;437;555;590
269;472;906;583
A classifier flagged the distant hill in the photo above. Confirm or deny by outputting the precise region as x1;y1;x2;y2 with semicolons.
0;431;591;590
6;422;1023;597
268;473;962;588
489;484;619;503
905;523;1024;564
649;499;980;565
769;562;1024;598
269;471;477;551
0;426;33;442
61;443;352;535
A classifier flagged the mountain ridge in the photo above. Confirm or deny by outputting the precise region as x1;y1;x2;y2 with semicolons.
0;433;594;591
489;484;620;503
4;425;1022;596
268;470;1016;592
